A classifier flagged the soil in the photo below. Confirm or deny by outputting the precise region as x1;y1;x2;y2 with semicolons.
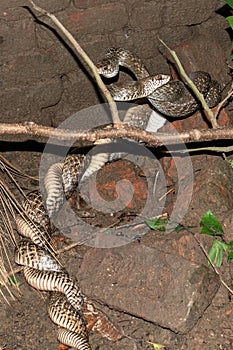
1;1;233;350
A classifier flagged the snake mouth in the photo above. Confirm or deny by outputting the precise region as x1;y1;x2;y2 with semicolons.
96;61;119;78
155;74;171;86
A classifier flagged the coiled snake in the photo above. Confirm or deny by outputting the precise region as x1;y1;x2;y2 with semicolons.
14;155;123;349
96;47;221;117
80;47;222;178
13;48;222;349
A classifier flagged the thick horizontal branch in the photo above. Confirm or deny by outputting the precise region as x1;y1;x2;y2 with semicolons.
0;121;233;148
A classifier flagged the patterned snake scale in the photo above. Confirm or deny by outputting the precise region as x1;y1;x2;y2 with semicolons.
14;155;123;349
45;154;85;217
82;47;221;178
79;51;171;180
12;48;222;348
96;47;222;117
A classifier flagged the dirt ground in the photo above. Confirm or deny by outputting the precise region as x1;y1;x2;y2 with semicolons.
1;1;233;350
1;134;233;350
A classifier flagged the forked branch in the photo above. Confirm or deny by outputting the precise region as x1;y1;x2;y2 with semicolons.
29;0;120;124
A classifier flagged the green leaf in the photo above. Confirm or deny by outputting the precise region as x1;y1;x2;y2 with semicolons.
200;210;224;236
145;217;168;231
225;0;233;9
174;224;185;233
147;341;168;350
174;224;197;233
227;16;233;30
228;159;233;168
208;240;229;267
8;274;20;287
227;251;233;261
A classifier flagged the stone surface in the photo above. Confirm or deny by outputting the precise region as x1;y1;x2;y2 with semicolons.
164;0;216;26
0;1;232;349
0;0;231;129
79;243;220;333
62;3;128;35
171;34;230;85
130;1;164;30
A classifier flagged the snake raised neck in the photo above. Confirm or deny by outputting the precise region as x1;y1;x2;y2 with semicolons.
96;47;221;117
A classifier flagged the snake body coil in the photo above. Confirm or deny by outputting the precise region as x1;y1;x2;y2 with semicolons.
48;292;87;335
57;327;91;350
15;240;61;272
23;191;50;229
14;155;124;348
96;47;221;117
62;154;85;198
23;267;84;309
15;216;51;247
14;177;90;348
44;162;65;217
45;154;86;217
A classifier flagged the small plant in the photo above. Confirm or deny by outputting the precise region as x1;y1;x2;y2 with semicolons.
200;210;233;267
145;217;194;233
145;210;233;268
224;0;233;59
147;341;170;350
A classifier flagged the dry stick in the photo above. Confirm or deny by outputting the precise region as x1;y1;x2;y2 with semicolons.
55;241;86;255
2;121;233;147
214;84;233;120
186;228;233;295
159;38;219;128
29;0;120;125
0;155;38;181
164;145;233;154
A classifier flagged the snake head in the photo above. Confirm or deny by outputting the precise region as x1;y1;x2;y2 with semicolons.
96;58;119;78
140;74;171;98
154;74;171;85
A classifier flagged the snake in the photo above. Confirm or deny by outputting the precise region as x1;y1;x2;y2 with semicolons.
96;47;222;117
14;155;123;349
14;156;91;348
44;154;85;217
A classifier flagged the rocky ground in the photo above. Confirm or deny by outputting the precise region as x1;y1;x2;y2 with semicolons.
1;1;233;349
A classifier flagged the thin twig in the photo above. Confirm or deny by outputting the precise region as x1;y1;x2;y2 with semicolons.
186;227;233;295
159;188;174;201
0;155;38;181
214;84;233;120
159;38;219;128
55;241;86;255
163;145;233;154
29;1;120;124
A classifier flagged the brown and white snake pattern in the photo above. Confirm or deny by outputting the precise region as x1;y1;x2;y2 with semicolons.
81;47;222;178
96;47;222;117
14;155;123;349
13;47;222;348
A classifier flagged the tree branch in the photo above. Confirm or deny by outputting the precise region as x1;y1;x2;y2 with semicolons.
29;0;120;124
159;38;219;128
214;83;233;120
1;121;233;148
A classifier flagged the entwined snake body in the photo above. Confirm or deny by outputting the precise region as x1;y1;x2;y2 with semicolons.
96;47;221;117
13;48;222;349
84;47;222;177
14;155;123;349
